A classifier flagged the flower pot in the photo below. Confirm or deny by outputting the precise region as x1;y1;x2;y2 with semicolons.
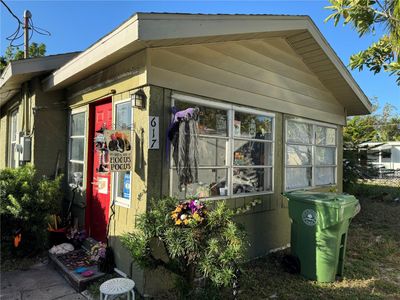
48;228;67;247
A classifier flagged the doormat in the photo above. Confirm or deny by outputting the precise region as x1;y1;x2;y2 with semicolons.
56;249;96;270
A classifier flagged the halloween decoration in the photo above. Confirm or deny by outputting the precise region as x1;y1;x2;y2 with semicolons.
168;107;200;190
94;124;110;174
104;130;132;172
13;228;22;248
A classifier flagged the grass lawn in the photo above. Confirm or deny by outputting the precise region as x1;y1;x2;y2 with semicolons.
222;183;400;300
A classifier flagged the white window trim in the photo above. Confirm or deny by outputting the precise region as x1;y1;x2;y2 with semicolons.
68;107;87;189
112;98;133;207
8;107;20;168
284;116;338;191
170;93;275;200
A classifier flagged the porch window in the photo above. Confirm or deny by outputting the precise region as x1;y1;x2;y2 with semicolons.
68;111;85;187
285;117;337;190
170;95;274;199
233;111;273;194
113;100;132;207
8;108;19;168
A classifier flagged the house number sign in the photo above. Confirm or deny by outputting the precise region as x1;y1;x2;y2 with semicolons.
149;116;159;149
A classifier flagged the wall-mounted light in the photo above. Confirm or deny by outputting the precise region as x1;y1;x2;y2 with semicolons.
132;89;147;110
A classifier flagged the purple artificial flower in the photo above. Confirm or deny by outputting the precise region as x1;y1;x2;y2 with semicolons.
188;199;201;214
98;247;106;259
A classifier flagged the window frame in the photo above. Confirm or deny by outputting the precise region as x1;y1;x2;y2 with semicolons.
8;106;20;168
284;116;338;191
112;98;133;208
170;93;275;200
68;107;87;188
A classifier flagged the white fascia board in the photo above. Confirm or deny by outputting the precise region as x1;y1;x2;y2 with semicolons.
43;16;140;91
304;18;372;114
11;53;78;75
0;63;13;89
1;53;79;90
137;14;309;41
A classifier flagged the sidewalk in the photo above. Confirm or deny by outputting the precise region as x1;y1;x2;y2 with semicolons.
1;261;87;300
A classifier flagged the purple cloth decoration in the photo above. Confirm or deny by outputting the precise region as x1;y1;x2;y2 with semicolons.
166;107;199;162
173;107;197;123
166;106;200;189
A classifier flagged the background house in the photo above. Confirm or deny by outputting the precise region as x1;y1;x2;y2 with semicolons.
360;141;400;173
3;13;371;296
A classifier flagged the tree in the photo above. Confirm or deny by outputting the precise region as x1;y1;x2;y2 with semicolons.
0;42;46;73
378;103;400;140
342;100;399;189
344;102;400;144
325;0;400;84
344;115;379;144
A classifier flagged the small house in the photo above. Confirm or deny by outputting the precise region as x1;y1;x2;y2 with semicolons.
4;13;372;295
0;52;79;176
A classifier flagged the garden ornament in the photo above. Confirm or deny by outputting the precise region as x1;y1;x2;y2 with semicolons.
49;243;74;255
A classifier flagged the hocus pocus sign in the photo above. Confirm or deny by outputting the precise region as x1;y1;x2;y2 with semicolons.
104;130;132;172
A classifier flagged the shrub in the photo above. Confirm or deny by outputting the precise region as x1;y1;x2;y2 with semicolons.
0;165;62;258
121;197;247;295
343;146;378;192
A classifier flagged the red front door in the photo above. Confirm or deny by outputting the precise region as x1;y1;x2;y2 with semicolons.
86;99;112;242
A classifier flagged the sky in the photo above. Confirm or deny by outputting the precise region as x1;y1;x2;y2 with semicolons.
1;0;398;113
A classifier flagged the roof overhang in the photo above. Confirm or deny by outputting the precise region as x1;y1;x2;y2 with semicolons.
360;142;400;149
0;52;79;107
42;13;372;116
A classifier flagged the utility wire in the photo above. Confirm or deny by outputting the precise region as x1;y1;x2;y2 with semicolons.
0;0;23;24
1;0;52;50
6;25;24;47
29;18;51;36
6;23;22;41
1;0;25;48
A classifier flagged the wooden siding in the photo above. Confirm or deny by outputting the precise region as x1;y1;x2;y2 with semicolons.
147;38;347;125
286;31;369;115
29;77;68;178
66;50;147;107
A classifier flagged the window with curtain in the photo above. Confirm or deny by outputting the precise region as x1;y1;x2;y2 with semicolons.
285;118;337;190
9;108;19;168
68;111;85;187
171;96;274;199
233;111;273;195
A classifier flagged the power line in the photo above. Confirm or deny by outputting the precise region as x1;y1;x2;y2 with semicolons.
0;0;23;24
1;1;52;51
29;18;51;36
1;0;24;48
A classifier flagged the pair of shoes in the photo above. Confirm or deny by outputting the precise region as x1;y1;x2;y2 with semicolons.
75;267;95;277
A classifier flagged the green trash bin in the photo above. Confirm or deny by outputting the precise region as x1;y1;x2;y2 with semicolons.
284;191;360;282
